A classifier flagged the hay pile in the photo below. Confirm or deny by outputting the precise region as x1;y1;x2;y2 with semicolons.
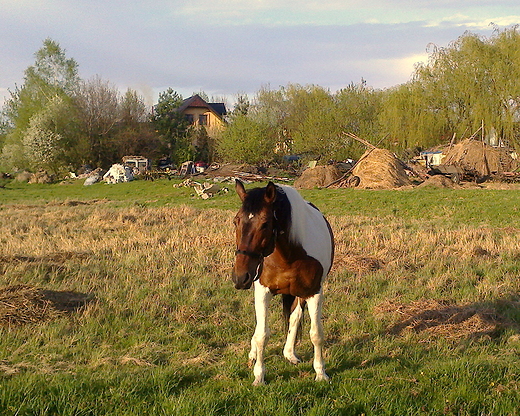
294;165;342;189
377;299;515;339
0;285;91;326
442;138;518;176
350;148;412;189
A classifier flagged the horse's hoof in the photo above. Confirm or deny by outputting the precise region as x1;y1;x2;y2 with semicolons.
252;378;265;386
315;373;330;382
284;354;301;365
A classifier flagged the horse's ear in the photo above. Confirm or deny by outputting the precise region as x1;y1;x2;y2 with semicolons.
264;181;277;204
235;179;247;201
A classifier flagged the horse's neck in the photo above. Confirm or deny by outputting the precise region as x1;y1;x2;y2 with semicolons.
273;229;305;262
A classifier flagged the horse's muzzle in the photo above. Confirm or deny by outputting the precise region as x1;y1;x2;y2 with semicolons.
232;271;254;290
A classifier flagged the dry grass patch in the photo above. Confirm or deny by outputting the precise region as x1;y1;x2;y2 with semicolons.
0;284;92;326
377;298;519;339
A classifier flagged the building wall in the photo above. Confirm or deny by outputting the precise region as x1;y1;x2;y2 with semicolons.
182;108;225;136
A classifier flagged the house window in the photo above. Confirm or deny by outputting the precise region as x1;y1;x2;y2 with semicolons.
185;114;194;124
198;114;208;126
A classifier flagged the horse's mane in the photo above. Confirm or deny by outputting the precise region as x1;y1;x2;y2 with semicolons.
277;185;332;276
276;185;312;246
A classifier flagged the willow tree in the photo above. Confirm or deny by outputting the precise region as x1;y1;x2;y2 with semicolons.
412;28;520;148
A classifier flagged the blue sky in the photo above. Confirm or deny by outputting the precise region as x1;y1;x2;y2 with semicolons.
1;0;519;108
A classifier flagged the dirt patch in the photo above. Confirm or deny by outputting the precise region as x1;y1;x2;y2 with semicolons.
334;254;384;274
417;175;459;189
47;199;107;207
204;163;258;178
0;285;92;326
294;165;342;189
376;299;518;339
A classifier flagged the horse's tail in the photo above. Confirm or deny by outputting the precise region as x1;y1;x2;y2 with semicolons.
282;294;304;340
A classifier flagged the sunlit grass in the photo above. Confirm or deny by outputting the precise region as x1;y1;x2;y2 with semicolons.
0;180;519;415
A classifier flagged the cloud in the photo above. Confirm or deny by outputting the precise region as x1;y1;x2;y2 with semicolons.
0;0;514;108
426;14;520;29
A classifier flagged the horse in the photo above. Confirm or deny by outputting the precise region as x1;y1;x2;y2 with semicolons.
232;179;334;385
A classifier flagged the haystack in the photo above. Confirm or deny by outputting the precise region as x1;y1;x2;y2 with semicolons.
442;138;518;176
351;148;412;189
294;165;342;189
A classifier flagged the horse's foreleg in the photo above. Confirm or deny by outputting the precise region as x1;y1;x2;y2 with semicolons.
249;281;272;386
283;299;303;364
307;289;329;382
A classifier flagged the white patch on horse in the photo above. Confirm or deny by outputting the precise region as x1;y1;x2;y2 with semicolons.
277;185;333;279
248;213;254;220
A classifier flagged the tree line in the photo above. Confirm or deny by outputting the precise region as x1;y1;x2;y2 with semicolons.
221;26;520;164
0;39;209;174
2;27;520;174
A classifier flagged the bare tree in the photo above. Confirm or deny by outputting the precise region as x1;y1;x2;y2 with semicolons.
75;76;120;167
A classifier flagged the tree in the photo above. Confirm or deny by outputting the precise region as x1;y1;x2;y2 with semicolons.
217;114;275;164
74;76;120;167
231;94;250;118
379;27;520;152
151;88;190;165
115;89;161;160
22;96;64;172
0;38;80;172
120;89;148;125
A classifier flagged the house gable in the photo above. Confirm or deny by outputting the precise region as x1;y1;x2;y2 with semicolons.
177;94;227;132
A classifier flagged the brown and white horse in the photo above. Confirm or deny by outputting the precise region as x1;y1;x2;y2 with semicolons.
232;180;334;385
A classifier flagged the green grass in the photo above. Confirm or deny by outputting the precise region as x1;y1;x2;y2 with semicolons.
0;178;519;415
3;178;520;226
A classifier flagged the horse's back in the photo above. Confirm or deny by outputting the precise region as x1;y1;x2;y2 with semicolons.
279;185;333;277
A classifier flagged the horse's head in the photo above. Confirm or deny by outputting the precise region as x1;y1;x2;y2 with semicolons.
232;180;278;290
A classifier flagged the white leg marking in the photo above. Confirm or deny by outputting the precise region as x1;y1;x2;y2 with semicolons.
307;290;329;382
283;301;303;365
249;281;272;386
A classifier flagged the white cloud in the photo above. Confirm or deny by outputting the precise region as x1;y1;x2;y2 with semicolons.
425;14;520;30
357;53;430;88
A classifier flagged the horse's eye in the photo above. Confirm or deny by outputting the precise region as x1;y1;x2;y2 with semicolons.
261;222;269;230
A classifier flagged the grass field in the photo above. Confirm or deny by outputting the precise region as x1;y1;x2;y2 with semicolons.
0;178;519;415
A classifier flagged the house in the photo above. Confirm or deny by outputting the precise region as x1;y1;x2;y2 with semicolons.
177;94;227;136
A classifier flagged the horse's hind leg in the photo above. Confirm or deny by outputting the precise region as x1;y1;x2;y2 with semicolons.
249;281;272;385
307;289;329;382
283;297;303;365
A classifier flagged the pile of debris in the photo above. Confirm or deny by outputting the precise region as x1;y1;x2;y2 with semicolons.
204;163;292;183
416;175;459;189
83;168;105;186
103;164;134;184
294;165;342;189
13;170;54;184
174;178;229;199
442;138;518;178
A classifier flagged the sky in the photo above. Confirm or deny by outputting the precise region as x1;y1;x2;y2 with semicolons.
1;0;519;109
